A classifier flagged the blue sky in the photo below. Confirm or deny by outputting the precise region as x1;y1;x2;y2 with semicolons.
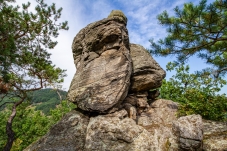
16;0;226;94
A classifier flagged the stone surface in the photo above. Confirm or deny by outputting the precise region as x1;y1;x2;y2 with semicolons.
173;114;203;150
137;99;179;150
203;120;227;151
130;43;166;92
84;109;153;151
24;110;89;151
67;13;132;113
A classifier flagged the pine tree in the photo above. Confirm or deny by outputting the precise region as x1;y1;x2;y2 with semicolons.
150;0;227;77
0;0;68;150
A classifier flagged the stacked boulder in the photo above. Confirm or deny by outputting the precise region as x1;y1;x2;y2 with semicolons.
25;10;205;151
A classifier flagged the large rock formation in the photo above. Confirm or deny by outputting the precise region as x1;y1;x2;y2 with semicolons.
26;10;225;151
67;10;131;113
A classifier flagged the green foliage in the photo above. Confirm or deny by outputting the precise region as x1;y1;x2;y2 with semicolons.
0;107;10;149
1;88;67;116
0;0;68;82
160;62;227;121
150;0;227;77
50;100;76;122
31;88;67;115
12;102;50;150
0;95;19;110
0;100;75;151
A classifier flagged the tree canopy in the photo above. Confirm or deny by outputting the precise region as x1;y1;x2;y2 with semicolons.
0;0;68;150
150;0;227;77
0;0;68;82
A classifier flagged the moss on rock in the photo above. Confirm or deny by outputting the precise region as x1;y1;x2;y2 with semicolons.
108;10;127;25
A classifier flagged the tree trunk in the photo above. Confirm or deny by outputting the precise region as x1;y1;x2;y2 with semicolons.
56;89;62;103
3;122;14;151
3;98;24;151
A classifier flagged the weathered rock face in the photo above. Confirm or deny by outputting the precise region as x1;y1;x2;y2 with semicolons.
123;92;150;120
203;120;227;151
130;44;166;92
137;99;179;150
84;109;153;151
67;12;132;113
25;100;205;151
173;115;203;150
25;10;218;151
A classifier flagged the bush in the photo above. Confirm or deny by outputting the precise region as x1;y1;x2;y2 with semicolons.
160;63;227;121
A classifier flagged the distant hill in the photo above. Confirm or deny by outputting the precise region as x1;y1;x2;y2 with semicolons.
0;88;68;115
30;88;67;114
29;88;67;104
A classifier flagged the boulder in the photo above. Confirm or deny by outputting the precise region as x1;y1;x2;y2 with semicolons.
173;114;203;150
24;110;89;151
137;100;203;150
67;12;132;113
130;44;166;92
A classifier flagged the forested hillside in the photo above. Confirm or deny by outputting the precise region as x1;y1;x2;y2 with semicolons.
30;89;67;115
30;88;67;103
1;89;68;115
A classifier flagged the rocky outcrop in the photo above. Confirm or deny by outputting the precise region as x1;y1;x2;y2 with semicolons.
25;100;205;151
25;10;215;151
